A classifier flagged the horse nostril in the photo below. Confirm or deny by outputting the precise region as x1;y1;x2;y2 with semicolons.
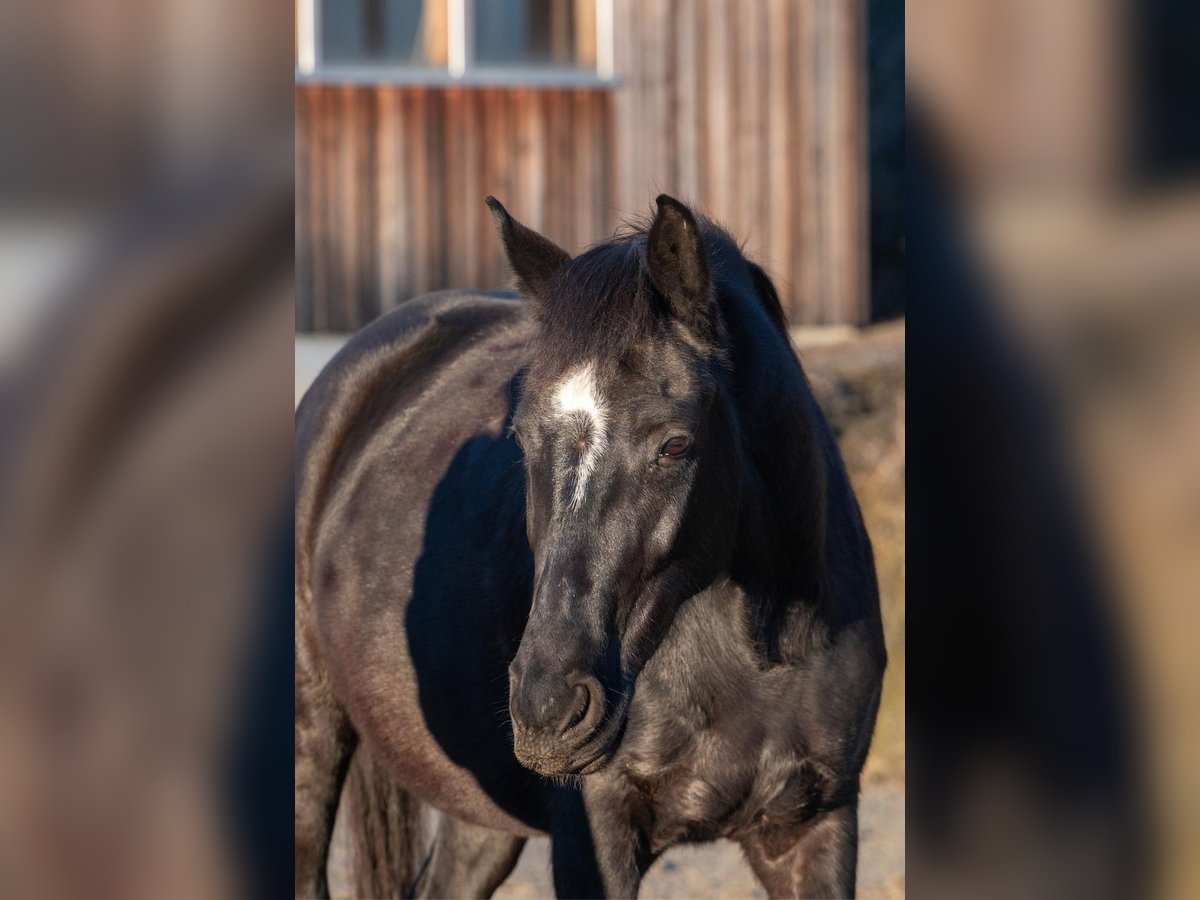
563;685;589;732
560;677;604;739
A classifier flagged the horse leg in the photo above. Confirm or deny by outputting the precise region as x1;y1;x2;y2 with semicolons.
739;801;859;899
295;638;357;898
416;815;526;899
550;783;648;899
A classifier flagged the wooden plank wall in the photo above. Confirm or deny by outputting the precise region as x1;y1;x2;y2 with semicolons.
295;0;868;330
611;0;868;325
296;86;613;332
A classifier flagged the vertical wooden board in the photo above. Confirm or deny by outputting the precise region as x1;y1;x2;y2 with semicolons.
334;86;349;331
335;87;357;330
821;0;838;323
516;90;547;234
375;87;396;312
353;88;368;325
559;90;578;250
735;0;766;257
755;1;772;267
395;85;413;306
604;91;618;233
703;0;732;222
639;0;658;210
583;90;604;243
425;89;448;291
481;90;513;288
596;89;613;240
509;90;529;284
461;89;484;288
829;0;852;324
610;0;636;217
574;91;597;247
857;0;870;324
295;88;312;331
358;88;379;325
314;87;334;331
829;0;868;324
510;88;528;234
305;87;318;331
855;0;870;324
599;91;617;234
332;86;349;330
532;88;549;236
621;0;648;219
793;0;822;324
674;0;700;206
692;0;709;209
443;88;467;288
652;0;676;193
543;90;571;250
638;0;656;212
765;0;793;297
565;89;578;249
818;0;839;324
315;87;331;331
565;91;582;249
348;88;362;329
407;89;431;297
539;91;557;244
309;87;327;330
815;0;833;323
625;0;651;212
390;86;412;308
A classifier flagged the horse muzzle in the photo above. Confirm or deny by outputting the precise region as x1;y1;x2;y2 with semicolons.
508;662;614;775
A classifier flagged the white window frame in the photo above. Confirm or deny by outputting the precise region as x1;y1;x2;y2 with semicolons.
297;0;616;87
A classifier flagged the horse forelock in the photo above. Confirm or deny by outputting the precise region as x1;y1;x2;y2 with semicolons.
530;236;653;368
527;214;775;377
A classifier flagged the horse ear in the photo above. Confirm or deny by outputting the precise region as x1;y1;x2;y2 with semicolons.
646;195;714;343
486;196;570;299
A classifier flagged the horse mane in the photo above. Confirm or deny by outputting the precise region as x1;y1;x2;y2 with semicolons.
531;231;652;367
530;213;788;368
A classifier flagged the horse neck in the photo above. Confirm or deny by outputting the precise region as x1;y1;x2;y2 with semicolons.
733;388;831;587
717;290;845;653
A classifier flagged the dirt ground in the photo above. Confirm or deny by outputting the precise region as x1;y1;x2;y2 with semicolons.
492;779;905;900
328;778;902;899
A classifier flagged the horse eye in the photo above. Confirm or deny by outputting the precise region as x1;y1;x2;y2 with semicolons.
659;435;691;459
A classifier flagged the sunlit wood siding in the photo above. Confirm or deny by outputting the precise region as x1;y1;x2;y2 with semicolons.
296;0;868;330
296;85;612;331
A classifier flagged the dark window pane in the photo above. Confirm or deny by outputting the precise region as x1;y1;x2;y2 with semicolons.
321;0;429;66
474;0;581;68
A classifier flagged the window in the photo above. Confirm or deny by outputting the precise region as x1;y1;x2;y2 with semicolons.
319;0;432;67
297;0;615;85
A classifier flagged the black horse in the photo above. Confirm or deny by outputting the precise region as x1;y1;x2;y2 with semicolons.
295;196;886;899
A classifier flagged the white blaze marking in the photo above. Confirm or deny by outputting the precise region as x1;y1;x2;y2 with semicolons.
555;364;608;510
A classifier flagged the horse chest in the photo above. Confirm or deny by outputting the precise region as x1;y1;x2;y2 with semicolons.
614;677;831;851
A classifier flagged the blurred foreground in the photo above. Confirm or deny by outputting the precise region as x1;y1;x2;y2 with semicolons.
908;1;1200;897
0;1;295;897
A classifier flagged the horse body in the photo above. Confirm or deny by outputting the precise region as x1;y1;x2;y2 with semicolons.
296;292;550;838
296;198;885;898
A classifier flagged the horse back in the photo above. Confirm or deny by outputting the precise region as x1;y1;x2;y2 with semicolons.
296;290;528;594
